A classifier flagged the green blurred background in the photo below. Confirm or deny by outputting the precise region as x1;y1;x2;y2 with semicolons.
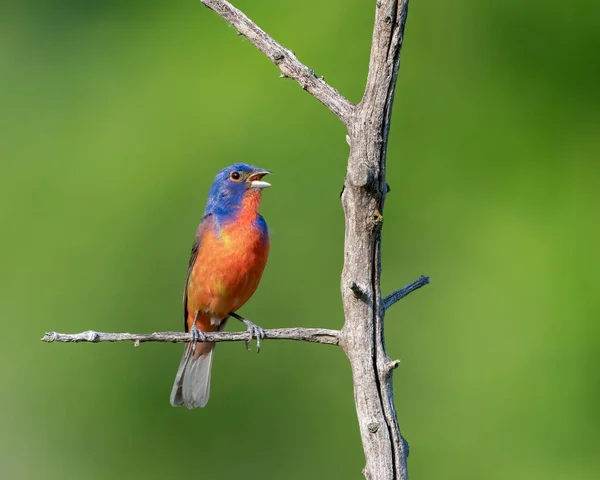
1;0;598;478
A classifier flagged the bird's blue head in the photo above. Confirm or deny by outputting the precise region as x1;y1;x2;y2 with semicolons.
204;163;271;217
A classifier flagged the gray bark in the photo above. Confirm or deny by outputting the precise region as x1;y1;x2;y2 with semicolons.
339;2;411;477
41;328;339;346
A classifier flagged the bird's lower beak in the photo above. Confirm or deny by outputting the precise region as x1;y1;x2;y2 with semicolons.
247;170;271;189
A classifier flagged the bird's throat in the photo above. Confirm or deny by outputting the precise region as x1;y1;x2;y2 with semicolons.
237;190;262;225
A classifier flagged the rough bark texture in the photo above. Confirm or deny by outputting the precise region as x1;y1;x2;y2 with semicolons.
42;2;418;478
41;328;339;346
338;1;410;479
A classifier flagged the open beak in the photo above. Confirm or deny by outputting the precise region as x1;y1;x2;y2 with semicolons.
247;170;271;189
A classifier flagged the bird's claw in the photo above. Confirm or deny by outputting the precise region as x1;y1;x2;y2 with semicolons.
242;319;266;353
190;324;206;352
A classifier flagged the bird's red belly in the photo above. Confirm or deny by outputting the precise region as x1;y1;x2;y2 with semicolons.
186;223;269;330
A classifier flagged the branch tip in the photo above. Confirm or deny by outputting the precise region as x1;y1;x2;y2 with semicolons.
42;332;56;342
383;275;430;310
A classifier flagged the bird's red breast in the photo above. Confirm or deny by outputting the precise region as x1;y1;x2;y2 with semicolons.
185;190;269;336
171;163;271;408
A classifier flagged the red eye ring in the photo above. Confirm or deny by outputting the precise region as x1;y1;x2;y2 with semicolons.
230;171;241;181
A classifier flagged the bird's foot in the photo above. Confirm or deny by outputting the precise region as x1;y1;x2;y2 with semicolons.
190;324;206;352
241;318;266;353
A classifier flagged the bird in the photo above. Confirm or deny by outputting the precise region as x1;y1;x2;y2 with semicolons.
170;163;271;409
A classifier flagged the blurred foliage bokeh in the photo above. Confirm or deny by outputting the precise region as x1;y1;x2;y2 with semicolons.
1;0;599;479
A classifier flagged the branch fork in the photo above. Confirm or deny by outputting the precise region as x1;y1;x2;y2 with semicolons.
43;2;426;479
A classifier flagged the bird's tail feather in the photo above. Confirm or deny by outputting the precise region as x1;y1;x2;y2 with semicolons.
170;343;214;408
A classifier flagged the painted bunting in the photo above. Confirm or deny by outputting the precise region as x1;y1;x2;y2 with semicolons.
170;163;271;409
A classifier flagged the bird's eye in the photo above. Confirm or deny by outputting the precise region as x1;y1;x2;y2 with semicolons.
230;171;241;181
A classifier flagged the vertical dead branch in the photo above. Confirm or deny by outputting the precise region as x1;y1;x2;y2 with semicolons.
339;1;410;479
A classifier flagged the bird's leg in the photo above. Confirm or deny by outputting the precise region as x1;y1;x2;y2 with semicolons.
190;311;206;352
229;312;265;353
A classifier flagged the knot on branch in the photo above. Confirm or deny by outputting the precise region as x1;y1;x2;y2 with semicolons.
386;359;401;374
367;422;379;433
350;282;365;297
350;282;371;306
348;165;374;188
85;330;100;342
373;210;384;226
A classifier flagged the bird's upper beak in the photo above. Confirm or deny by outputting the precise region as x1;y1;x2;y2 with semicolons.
247;170;272;189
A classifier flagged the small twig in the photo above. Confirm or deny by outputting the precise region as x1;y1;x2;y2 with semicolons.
200;0;354;125
41;328;340;346
383;275;431;310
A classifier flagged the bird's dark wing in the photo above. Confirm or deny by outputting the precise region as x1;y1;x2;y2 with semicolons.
183;213;212;332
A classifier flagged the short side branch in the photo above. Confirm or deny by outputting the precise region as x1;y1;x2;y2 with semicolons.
41;328;339;346
383;275;430;310
200;0;354;125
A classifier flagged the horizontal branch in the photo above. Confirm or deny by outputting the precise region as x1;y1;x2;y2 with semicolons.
201;0;354;125
383;275;431;310
41;327;340;346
